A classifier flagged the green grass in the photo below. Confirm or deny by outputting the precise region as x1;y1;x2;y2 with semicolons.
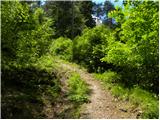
67;72;90;103
129;87;159;119
33;54;56;72
110;85;129;100
93;71;159;119
93;71;121;91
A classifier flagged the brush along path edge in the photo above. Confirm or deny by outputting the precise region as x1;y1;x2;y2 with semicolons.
56;60;139;119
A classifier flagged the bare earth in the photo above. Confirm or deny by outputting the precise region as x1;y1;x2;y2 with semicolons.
59;62;139;119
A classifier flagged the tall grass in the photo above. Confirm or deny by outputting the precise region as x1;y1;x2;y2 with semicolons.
67;73;90;103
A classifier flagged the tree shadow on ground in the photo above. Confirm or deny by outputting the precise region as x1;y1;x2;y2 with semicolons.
1;66;61;119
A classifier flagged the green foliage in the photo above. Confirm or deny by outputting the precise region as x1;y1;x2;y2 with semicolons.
45;1;87;39
101;42;142;67
16;9;53;65
73;26;112;72
49;37;73;61
67;73;89;103
1;1;29;60
111;85;129;99
34;54;55;72
102;1;159;93
2;1;53;68
94;71;121;84
1;1;56;117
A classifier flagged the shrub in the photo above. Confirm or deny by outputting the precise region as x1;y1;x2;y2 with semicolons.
34;54;55;72
73;25;112;72
49;37;73;61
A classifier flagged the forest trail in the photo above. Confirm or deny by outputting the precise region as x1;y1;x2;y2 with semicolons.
57;61;139;119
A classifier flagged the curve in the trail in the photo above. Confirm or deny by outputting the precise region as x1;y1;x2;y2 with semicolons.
59;62;139;119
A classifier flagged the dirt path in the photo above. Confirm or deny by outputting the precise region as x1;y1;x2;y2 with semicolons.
58;61;139;119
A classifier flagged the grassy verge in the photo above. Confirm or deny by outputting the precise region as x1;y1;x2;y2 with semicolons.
67;72;90;103
93;71;159;119
53;59;90;118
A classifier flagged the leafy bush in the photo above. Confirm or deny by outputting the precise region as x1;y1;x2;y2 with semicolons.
34;54;55;72
67;73;89;103
49;37;73;61
1;1;53;68
102;1;159;93
73;25;112;72
1;2;57;117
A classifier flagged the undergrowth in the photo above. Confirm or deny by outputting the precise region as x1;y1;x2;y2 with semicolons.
94;71;159;119
2;55;61;118
34;55;90;118
67;72;90;103
50;58;90;118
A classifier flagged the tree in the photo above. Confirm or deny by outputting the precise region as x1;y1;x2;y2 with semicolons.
103;0;115;27
92;3;104;18
104;0;115;18
44;1;87;39
92;0;115;27
79;1;96;28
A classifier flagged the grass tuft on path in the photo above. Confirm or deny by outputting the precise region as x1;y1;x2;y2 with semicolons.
67;72;90;103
